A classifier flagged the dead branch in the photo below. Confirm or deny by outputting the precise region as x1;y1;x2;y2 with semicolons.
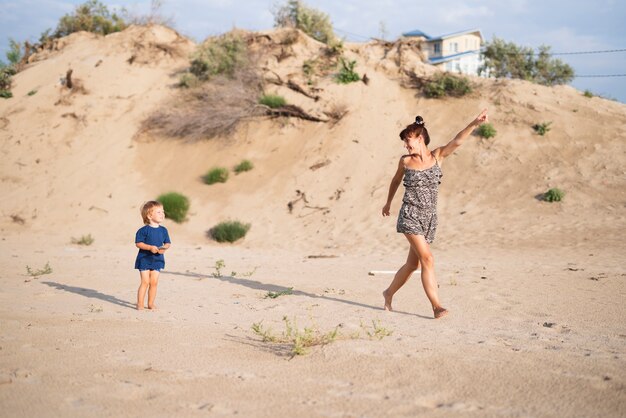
263;104;327;122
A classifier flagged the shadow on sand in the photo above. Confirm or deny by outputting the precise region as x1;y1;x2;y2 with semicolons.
162;270;431;319
42;281;136;309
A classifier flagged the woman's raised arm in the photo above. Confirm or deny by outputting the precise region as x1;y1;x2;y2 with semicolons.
436;109;488;160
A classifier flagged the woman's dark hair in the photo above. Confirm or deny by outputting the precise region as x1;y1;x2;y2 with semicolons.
399;115;430;145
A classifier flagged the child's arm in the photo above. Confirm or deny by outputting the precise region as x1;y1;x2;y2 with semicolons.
158;243;170;254
382;157;406;216
136;242;159;253
436;109;488;160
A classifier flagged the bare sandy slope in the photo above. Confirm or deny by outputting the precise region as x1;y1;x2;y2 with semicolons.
0;25;625;417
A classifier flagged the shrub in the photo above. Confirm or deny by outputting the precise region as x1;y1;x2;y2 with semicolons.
543;188;565;202
1;65;16;93
157;192;189;223
26;262;53;277
72;234;94;245
234;160;253;174
210;220;251;243
190;31;248;81
423;72;472;98
476;123;497;138
178;73;200;88
273;0;336;45
335;58;360;84
0;91;12;99
532;122;552;136
203;167;229;185
583;90;593;98
55;0;127;38
259;94;286;109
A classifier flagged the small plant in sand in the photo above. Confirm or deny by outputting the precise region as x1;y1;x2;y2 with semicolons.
203;167;229;185
265;287;294;299
360;319;393;340
583;90;594;98
252;316;339;356
212;259;225;278
26;262;53;277
543;188;565;202
157;192;190;223
72;234;94;246
210;221;251;243
476;123;497;139
532;121;552;136
27;89;37;96
0;90;12;99
234;159;254;174
423;72;472;98
335;58;360;84
259;94;286;109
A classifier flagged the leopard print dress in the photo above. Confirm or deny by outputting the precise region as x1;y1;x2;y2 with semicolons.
396;157;442;243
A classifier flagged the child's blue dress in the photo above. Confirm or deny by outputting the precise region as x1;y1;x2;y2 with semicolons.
134;225;171;271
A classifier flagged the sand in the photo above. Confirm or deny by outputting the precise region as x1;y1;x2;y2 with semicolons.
0;25;624;417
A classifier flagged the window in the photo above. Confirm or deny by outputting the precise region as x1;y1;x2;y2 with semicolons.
434;43;441;54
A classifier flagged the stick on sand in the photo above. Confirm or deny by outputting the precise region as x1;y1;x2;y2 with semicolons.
368;270;421;276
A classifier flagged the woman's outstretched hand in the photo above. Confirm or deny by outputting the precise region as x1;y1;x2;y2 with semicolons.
474;109;488;126
382;203;391;217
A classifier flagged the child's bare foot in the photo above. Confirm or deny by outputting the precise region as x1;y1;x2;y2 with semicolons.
136;305;144;310
148;305;157;310
382;290;393;311
434;307;449;319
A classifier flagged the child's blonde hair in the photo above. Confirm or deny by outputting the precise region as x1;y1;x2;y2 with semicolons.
141;201;163;225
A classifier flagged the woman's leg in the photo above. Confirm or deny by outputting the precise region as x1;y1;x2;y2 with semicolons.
405;234;448;318
147;270;159;309
383;246;420;311
137;270;150;310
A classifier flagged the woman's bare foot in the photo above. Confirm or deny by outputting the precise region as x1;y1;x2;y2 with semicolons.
148;305;157;310
382;290;393;311
136;305;144;310
433;307;448;319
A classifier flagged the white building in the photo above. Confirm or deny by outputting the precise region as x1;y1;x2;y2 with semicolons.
402;28;484;76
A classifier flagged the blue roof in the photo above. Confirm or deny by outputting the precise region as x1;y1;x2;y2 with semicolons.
402;29;431;39
427;28;483;42
428;49;483;64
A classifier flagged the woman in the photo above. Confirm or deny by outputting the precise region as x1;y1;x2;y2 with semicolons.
382;109;489;318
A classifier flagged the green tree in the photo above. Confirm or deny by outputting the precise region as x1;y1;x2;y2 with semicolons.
273;0;336;45
55;0;127;38
6;39;22;65
481;37;574;86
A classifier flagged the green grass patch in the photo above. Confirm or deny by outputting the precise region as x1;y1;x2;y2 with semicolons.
476;123;497;139
532;122;552;136
157;192;190;223
335;58;360;84
26;262;52;277
203;167;229;185
259;94;286;109
423;72;472;98
543;188;565;202
265;287;293;299
71;234;94;245
234;159;253;174
210;220;250;243
252;316;339;356
583;89;593;98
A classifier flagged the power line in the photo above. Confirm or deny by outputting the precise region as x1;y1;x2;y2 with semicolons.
550;48;626;55
574;74;626;78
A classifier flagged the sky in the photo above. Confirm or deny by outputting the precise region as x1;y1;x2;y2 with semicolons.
1;0;625;102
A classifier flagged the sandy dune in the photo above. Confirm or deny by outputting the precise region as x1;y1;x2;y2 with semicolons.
0;25;624;417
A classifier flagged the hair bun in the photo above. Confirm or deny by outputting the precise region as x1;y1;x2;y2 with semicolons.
414;116;425;126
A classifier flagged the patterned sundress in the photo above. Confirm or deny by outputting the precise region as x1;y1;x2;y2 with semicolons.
396;156;442;243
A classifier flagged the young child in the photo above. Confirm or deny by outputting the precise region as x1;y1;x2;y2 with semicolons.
382;110;488;318
135;201;171;310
